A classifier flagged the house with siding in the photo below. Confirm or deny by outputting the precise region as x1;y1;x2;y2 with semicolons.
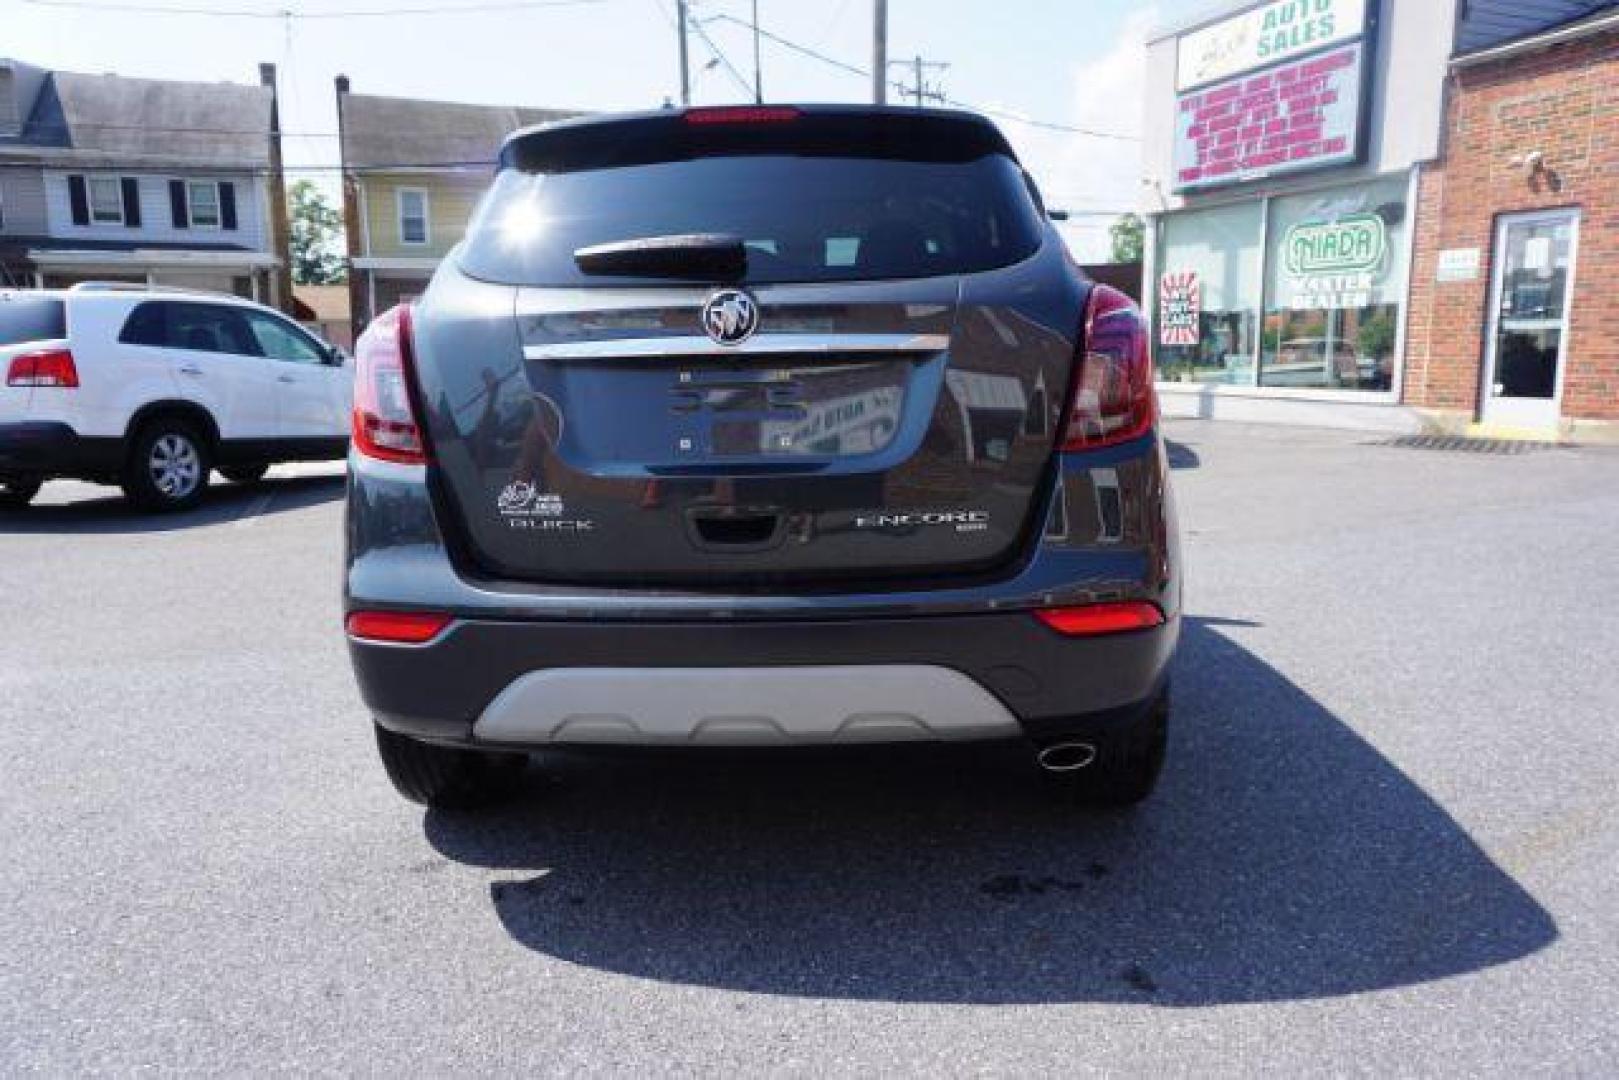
0;58;288;304
334;76;577;330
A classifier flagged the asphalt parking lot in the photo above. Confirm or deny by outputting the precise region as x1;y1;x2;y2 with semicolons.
2;419;1616;1075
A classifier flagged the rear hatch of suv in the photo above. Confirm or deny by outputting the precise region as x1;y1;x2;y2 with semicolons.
0;294;69;423
410;107;1088;586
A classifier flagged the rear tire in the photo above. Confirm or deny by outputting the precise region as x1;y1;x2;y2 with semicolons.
374;723;529;809
221;464;270;485
1049;690;1169;808
121;420;211;511
0;476;43;509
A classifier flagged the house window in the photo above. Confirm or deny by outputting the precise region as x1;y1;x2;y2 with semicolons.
397;188;429;246
89;176;125;224
188;181;221;229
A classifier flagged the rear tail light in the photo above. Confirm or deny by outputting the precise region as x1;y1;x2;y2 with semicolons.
346;610;453;644
352;304;427;464
683;105;801;125
1059;284;1155;451
6;348;79;388
1035;601;1164;636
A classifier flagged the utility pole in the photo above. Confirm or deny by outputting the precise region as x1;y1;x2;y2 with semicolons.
893;55;948;108
751;0;763;103
872;0;887;105
259;63;293;316
677;0;691;105
334;74;366;334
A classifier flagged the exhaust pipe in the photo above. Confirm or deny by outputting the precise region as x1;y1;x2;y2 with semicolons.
1036;741;1097;773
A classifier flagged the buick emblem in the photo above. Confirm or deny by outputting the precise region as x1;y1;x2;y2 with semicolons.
701;289;760;346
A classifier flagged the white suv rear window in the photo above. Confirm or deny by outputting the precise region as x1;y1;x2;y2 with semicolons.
0;298;67;346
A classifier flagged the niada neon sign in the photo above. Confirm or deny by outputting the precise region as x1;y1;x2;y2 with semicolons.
1284;213;1387;276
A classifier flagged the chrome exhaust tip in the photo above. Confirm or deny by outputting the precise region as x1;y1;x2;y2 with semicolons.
1036;741;1097;773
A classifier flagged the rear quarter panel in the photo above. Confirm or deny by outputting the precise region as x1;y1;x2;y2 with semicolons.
62;297;182;440
0;343;39;422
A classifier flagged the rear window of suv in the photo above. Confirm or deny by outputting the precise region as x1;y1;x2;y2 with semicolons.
458;113;1046;286
0;297;67;345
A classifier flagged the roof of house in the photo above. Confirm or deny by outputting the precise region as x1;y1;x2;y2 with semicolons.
338;90;580;171
292;283;350;323
1;235;259;254
3;66;271;166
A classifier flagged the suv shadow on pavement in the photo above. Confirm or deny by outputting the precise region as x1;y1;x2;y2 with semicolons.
0;474;345;535
1164;438;1201;470
423;617;1556;1005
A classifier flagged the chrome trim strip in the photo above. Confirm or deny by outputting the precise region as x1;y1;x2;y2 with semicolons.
522;333;950;362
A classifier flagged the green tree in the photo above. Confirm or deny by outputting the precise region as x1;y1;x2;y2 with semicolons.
1109;213;1144;264
287;180;347;285
1357;312;1397;359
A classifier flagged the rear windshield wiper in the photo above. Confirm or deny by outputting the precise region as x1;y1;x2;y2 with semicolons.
573;233;747;279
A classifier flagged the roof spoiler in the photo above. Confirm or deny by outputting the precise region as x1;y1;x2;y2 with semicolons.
498;105;1018;174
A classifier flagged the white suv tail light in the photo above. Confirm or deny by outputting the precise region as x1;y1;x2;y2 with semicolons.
6;348;79;388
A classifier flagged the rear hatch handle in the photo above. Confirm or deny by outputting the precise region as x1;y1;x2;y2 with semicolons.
685;506;787;553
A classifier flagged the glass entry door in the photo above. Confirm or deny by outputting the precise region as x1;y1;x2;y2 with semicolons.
1482;210;1580;429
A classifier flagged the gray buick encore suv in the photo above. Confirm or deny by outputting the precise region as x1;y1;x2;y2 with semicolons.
344;105;1181;809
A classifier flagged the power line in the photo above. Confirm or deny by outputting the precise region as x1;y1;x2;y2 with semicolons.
705;12;873;81
704;12;1140;142
951;101;1137;141
685;7;754;98
813;0;854;46
20;0;604;17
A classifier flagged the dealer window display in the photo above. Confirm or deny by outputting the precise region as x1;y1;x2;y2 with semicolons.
1154;173;1409;393
1156;203;1263;385
1149;0;1417;397
1260;175;1407;391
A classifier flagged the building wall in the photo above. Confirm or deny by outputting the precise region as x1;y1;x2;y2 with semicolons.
1141;0;1457;215
0;166;49;234
360;171;487;259
42;169;268;252
1404;29;1619;423
372;272;427;313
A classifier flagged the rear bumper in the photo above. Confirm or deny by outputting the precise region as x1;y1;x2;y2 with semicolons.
344;426;1182;749
0;422;120;478
349;610;1178;748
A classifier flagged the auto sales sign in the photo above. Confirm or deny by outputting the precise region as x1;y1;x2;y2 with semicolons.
1172;0;1375;192
1177;0;1369;91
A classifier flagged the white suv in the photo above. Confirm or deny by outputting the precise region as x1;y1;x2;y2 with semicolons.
0;285;351;511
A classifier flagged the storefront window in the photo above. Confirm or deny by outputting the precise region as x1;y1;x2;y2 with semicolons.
1260;176;1408;392
1155;202;1263;386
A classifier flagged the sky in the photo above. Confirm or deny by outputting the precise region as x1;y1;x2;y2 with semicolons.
2;0;1211;260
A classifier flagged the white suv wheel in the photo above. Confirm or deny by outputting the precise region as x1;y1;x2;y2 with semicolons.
148;433;203;498
122;420;212;511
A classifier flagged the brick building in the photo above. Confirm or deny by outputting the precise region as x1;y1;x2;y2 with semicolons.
1140;0;1619;440
1404;19;1619;438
